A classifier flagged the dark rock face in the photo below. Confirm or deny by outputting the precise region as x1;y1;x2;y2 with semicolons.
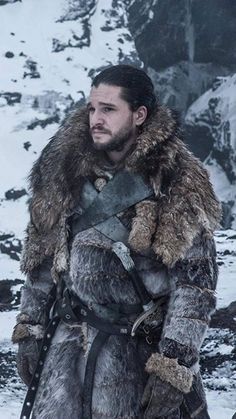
100;0;130;31
192;0;236;66
221;201;235;230
183;123;213;161
127;0;236;71
23;59;40;79
0;279;23;311
0;236;22;261
5;189;27;200
127;0;189;70
0;92;22;106
27;114;60;130
0;0;21;5
5;51;14;58
211;301;236;332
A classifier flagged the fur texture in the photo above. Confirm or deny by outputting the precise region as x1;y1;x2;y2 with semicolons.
145;353;193;394
12;323;45;343
20;105;221;277
128;200;158;252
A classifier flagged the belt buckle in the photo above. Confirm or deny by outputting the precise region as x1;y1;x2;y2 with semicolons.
146;336;153;345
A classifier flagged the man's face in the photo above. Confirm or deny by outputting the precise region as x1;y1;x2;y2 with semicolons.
87;84;137;151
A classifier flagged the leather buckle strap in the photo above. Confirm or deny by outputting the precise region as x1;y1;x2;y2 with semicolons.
55;289;133;336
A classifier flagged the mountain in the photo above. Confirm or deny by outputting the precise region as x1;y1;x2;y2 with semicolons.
0;1;235;418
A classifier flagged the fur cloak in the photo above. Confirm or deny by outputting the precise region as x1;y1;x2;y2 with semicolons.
21;104;221;280
15;104;222;419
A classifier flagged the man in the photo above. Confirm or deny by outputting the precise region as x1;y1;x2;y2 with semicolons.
13;65;221;419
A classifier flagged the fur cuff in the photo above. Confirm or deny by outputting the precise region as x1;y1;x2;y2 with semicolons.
145;353;193;394
16;313;31;324
12;323;45;344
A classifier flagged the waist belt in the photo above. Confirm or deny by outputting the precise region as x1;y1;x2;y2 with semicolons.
20;287;164;419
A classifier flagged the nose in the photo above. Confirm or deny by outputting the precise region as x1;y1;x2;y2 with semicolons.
90;110;104;127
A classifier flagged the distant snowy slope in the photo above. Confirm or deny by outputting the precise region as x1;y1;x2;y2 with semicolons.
185;74;236;228
0;0;139;279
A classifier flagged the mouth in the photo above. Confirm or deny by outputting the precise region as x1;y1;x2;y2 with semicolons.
92;130;110;136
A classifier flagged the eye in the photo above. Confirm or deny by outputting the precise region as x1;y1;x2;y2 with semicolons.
88;106;95;113
103;106;114;113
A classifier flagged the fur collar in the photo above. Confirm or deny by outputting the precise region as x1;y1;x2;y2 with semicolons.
21;105;221;277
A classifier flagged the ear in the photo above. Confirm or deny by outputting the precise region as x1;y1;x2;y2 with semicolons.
134;106;148;126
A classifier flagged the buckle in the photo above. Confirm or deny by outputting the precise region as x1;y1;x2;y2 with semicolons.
146;336;153;345
142;324;150;335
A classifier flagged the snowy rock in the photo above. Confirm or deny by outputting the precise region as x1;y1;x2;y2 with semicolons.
185;74;236;226
0;279;23;311
0;236;22;261
148;62;230;115
0;0;20;6
127;0;236;71
211;301;236;332
5;189;27;201
0;92;22;106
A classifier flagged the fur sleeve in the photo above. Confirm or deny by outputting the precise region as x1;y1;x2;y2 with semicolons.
18;256;55;327
159;230;218;368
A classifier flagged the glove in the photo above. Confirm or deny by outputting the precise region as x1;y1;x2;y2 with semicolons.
16;337;41;386
141;374;183;418
142;353;194;418
12;316;45;386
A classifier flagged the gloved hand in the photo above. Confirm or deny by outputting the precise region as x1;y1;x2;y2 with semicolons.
16;338;41;386
141;373;183;418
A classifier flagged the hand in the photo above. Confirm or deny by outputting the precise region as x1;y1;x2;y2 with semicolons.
16;338;41;386
141;374;183;418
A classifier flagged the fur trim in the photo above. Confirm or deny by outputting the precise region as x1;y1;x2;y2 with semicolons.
21;105;221;274
128;200;158;252
145;353;193;394
16;313;31;323
12;323;45;343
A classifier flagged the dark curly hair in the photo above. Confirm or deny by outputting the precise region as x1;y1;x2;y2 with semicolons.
92;65;157;120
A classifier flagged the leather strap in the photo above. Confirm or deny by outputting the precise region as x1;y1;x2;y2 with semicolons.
20;316;60;419
72;170;153;239
82;331;109;419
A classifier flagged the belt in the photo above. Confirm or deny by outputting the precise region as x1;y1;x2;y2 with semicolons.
20;288;164;419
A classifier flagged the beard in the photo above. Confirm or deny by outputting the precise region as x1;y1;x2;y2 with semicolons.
91;125;134;152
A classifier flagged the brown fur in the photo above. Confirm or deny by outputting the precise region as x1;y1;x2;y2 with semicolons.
145;353;193;394
128;200;158;252
21;105;221;276
12;323;45;343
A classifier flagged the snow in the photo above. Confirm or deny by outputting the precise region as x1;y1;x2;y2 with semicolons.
0;311;19;341
207;390;236;419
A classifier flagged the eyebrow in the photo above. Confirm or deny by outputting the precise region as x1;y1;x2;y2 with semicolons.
87;101;117;108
